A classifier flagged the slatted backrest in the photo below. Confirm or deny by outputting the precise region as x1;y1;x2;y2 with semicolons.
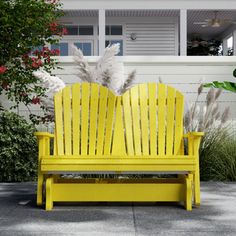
54;83;184;157
121;83;184;156
54;83;124;156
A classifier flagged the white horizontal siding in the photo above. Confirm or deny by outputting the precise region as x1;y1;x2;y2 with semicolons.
125;22;177;55
1;56;236;121
54;57;236;118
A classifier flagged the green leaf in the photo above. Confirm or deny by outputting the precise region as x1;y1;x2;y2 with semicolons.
233;69;236;78
203;81;236;93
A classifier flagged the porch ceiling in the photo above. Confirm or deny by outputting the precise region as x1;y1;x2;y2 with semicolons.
63;10;98;17
63;9;179;17
63;9;236;39
188;10;236;39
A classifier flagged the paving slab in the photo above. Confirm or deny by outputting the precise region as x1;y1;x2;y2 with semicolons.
0;182;236;236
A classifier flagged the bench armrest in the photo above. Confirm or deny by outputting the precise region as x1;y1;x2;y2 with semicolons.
183;132;204;138
183;132;204;156
34;132;54;157
34;132;54;138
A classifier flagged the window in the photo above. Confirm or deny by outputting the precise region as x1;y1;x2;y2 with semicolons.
64;25;94;35
74;42;92;56
105;25;122;35
223;34;234;56
105;40;123;55
79;26;93;35
111;26;123;35
98;25;123;35
227;36;233;56
65;26;78;35
51;43;69;56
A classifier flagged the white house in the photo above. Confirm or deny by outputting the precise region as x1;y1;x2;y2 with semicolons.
46;0;236;120
4;0;236;120
55;0;236;56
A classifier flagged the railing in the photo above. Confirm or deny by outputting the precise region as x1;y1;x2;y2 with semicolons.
55;56;236;118
1;56;236;119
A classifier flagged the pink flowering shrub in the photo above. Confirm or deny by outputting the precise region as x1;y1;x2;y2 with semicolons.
0;0;66;123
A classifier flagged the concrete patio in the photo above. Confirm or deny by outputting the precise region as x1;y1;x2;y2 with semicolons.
0;182;236;236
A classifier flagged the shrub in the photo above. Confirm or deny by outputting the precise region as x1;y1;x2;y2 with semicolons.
200;127;236;181
0;0;65;123
0;111;38;182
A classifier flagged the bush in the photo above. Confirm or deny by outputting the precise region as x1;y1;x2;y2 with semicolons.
0;0;65;123
0;111;38;182
200;127;236;181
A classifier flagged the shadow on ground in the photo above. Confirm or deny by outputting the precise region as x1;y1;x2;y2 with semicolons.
0;182;236;236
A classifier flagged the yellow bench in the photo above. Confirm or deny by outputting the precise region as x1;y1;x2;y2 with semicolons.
35;83;203;211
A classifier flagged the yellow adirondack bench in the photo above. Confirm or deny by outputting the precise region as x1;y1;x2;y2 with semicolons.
35;83;203;211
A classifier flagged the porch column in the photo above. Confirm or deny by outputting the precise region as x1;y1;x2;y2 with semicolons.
180;9;187;56
99;9;106;56
233;30;236;55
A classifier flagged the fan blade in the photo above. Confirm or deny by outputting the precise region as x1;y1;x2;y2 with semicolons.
218;19;230;23
193;22;208;25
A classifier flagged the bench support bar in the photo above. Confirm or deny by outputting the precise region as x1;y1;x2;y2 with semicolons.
45;177;193;211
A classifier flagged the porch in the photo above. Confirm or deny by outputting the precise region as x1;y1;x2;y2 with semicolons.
56;0;236;56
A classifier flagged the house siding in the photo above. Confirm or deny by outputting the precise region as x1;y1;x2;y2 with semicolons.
2;57;235;122
59;16;179;56
125;22;178;55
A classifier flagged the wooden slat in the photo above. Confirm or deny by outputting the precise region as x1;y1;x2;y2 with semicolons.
174;91;184;155
158;83;167;156
96;86;109;155
72;84;81;155
54;91;64;155
112;96;126;155
53;129;58;155
122;91;134;156
166;86;176;155
63;86;72;155
103;91;116;155
89;84;99;155
81;83;90;155
148;83;157;155
139;84;149;155
130;86;141;155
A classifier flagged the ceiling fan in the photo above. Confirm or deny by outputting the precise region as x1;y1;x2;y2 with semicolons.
193;11;236;28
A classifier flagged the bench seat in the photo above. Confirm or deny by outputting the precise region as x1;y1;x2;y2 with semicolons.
41;156;196;172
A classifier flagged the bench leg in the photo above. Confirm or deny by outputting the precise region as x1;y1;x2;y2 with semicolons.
46;177;54;211
36;172;44;206
193;170;201;207
185;174;193;211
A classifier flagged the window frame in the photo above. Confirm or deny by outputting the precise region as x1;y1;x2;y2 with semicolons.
64;24;94;36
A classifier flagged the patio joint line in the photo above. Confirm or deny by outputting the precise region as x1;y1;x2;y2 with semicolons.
132;204;137;236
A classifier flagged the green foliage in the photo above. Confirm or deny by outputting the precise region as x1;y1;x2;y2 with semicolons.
200;127;236;181
233;68;236;78
204;81;236;93
203;68;236;92
0;111;38;182
0;0;64;123
0;0;63;63
187;38;222;56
